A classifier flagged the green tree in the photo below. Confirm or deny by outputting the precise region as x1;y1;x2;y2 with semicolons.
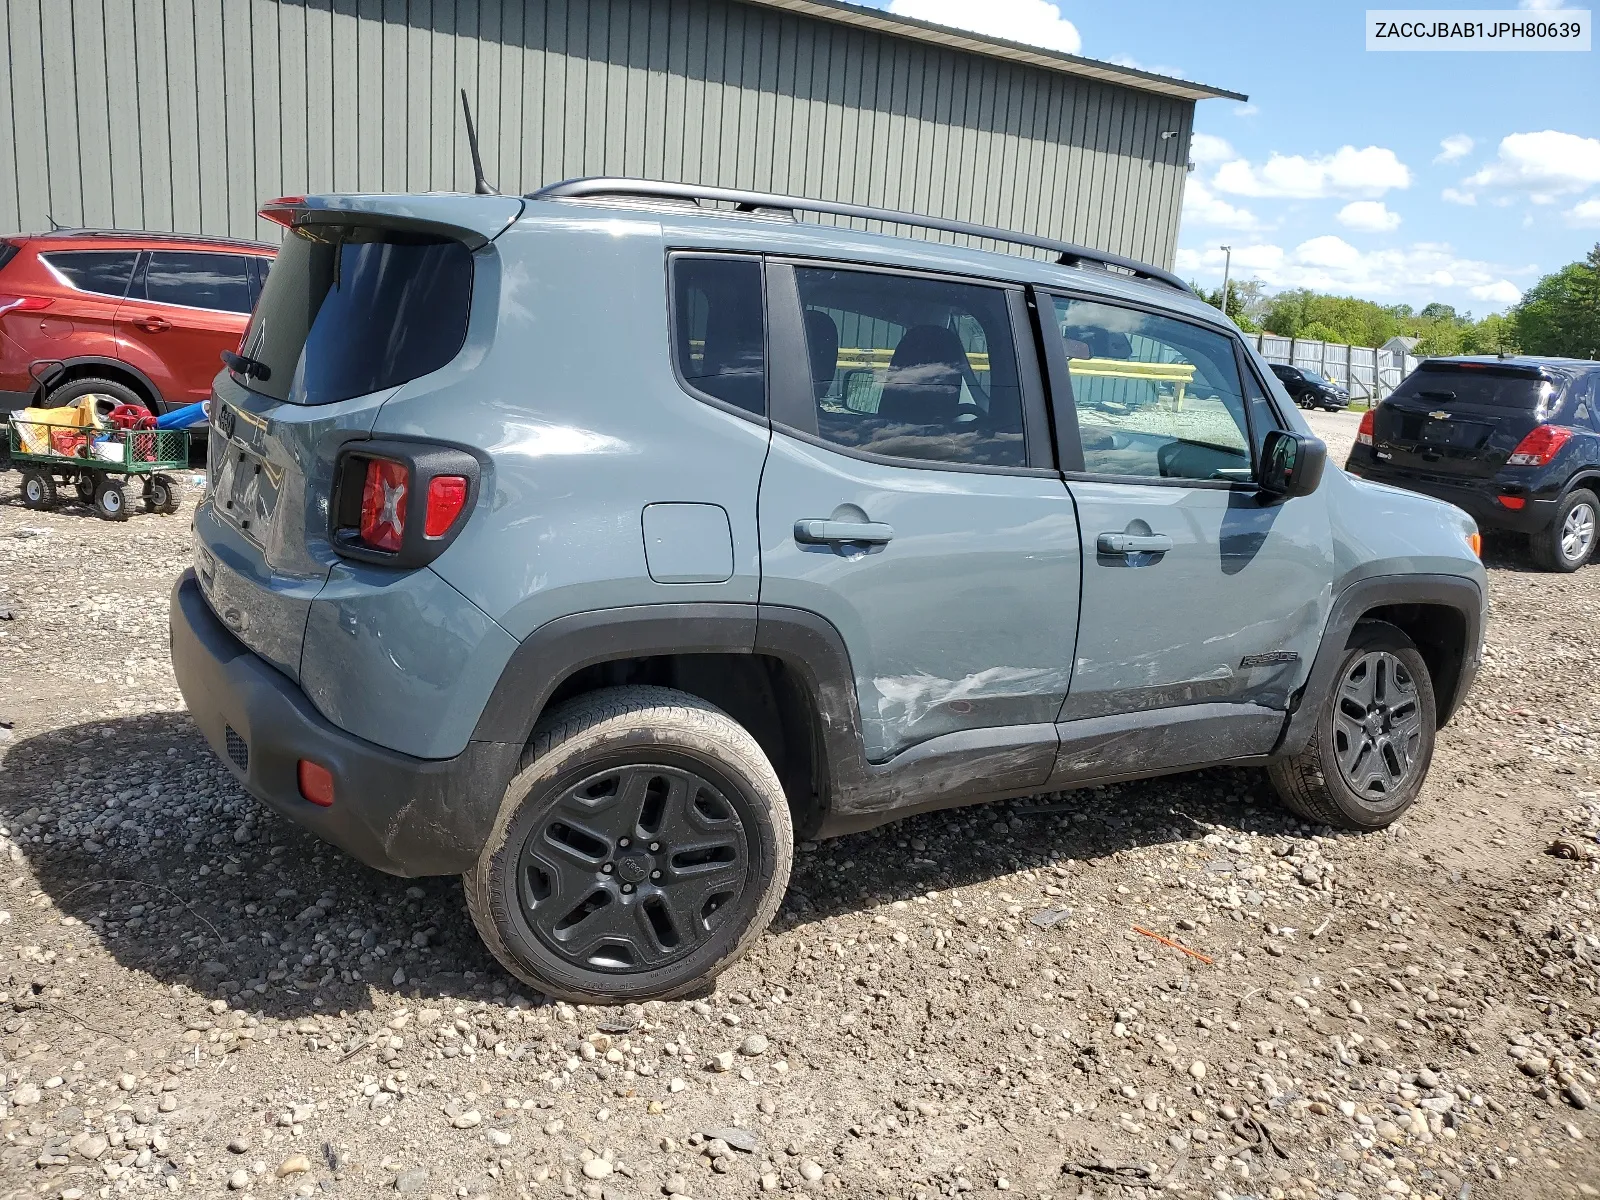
1510;244;1600;359
1191;279;1261;331
1261;290;1401;346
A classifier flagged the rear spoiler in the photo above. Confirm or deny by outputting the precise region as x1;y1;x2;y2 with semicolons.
258;194;525;250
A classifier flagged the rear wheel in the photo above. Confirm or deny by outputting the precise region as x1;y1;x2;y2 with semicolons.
20;470;57;510
1530;489;1597;572
74;474;96;504
44;376;149;421
465;686;793;1003
93;478;129;521
1268;621;1436;831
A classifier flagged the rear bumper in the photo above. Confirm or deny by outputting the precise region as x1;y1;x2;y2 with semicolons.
1344;455;1556;534
169;570;518;876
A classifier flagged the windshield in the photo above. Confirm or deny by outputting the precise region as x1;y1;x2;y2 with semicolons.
234;223;473;405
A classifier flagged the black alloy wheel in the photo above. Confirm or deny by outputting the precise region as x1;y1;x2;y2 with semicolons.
518;761;752;973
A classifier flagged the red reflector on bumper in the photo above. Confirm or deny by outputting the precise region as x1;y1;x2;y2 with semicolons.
298;759;335;807
1497;495;1526;510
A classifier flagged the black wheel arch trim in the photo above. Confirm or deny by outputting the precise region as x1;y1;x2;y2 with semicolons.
1273;572;1484;759
28;356;168;411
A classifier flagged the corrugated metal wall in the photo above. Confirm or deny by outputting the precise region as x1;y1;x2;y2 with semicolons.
0;0;1194;267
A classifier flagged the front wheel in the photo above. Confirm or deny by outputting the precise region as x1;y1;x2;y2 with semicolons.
143;473;181;515
464;686;793;1004
1268;622;1437;831
93;478;129;521
20;470;57;510
1530;489;1597;572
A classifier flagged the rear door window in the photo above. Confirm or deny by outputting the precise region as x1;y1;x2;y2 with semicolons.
138;251;253;314
234;224;474;405
791;267;1026;468
41;250;138;298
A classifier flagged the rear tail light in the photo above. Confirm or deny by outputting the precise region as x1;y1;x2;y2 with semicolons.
1355;409;1375;447
297;759;335;807
358;458;409;552
1507;425;1575;467
0;295;51;316
332;441;480;567
424;475;470;537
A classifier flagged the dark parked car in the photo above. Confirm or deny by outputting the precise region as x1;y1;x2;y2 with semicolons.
1269;362;1349;411
1345;356;1600;571
0;229;275;418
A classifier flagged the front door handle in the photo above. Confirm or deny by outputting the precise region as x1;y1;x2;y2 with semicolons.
794;519;895;546
1097;532;1174;555
132;316;171;333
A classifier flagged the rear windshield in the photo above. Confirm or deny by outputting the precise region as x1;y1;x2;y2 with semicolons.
1391;365;1551;411
234;223;473;404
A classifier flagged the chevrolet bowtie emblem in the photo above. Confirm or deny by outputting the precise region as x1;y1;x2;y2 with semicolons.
1428;410;1449;420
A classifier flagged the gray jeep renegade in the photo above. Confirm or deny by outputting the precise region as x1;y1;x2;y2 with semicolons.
170;179;1486;1003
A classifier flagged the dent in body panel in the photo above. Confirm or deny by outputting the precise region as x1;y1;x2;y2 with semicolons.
299;562;519;761
870;666;1073;751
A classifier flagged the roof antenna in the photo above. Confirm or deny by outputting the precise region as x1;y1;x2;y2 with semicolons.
460;90;497;196
45;213;64;231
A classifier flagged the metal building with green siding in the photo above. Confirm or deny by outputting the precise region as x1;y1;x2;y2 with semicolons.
0;0;1241;267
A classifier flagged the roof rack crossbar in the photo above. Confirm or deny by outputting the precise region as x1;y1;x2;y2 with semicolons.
529;177;1190;293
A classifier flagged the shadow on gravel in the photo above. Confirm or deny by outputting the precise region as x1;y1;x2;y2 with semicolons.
1;712;1306;1016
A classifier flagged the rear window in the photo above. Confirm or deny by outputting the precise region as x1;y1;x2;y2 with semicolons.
139;250;253;314
234;223;473;404
41;250;139;298
1392;365;1551;411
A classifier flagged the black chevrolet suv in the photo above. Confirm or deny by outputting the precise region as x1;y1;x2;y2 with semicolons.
1346;356;1600;571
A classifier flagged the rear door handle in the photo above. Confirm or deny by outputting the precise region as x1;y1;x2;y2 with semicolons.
132;316;171;333
1097;532;1173;555
794;519;895;545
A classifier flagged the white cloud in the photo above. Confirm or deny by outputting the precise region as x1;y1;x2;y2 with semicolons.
1471;281;1524;304
1464;131;1600;195
1441;187;1477;206
1190;133;1235;165
1336;200;1402;232
1435;135;1474;163
1233;104;1259;118
1176;239;1532;309
1570;198;1600;227
887;0;1081;53
1212;145;1411;199
1180;179;1263;231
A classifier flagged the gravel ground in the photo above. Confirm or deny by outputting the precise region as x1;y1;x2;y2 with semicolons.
2;449;1600;1200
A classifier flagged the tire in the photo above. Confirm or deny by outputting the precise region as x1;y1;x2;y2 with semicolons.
144;472;180;515
20;470;57;510
1268;621;1437;832
93;478;129;521
74;474;96;504
43;376;149;421
1530;488;1597;572
464;685;793;1004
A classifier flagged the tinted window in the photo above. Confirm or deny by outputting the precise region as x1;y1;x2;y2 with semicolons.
235;225;473;405
1391;365;1551;411
794;268;1025;468
42;250;138;298
140;251;253;313
1053;296;1251;481
671;257;765;415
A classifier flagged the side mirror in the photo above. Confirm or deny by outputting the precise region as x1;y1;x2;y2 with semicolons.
1259;429;1326;500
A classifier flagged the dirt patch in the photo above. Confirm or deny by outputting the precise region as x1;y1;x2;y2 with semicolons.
1;470;1598;1200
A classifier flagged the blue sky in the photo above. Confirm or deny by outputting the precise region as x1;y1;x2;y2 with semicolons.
859;0;1600;314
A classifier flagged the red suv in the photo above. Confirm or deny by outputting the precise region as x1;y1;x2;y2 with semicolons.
0;230;275;418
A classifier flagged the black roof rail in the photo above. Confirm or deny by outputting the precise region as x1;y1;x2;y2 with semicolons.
529;177;1191;294
29;227;278;251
